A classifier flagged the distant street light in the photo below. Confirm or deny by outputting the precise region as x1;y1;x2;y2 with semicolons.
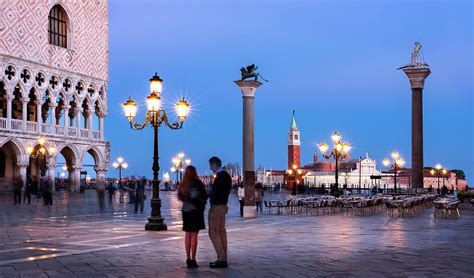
319;131;351;194
112;157;128;189
430;163;446;192
383;151;405;194
286;164;302;195
172;152;191;183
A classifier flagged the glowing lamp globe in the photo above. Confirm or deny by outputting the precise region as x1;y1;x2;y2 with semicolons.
435;163;442;170
149;73;163;95
319;143;328;153
26;145;34;155
383;159;390;167
430;169;435;175
113;162;119;169
122;162;129;169
38;137;46;145
176;98;190;121
146;92;161;113
391;151;399;160
123;97;137;120
331;131;341;143
442;169;447;175
117;157;124;164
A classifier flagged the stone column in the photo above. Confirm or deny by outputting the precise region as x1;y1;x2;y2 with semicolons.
95;167;107;192
73;166;82;192
76;108;82;138
35;100;43;132
19;163;28;190
49;104;57;132
401;67;430;189
98;113;105;140
234;80;262;218
47;163;56;190
21;97;29;131
6;94;12;129
63;106;69;135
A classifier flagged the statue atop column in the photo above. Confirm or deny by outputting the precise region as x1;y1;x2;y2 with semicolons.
240;64;269;82
398;42;429;69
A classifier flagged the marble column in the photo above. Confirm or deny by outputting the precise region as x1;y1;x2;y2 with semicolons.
73;166;82;192
95;167;107;192
35;100;43;132
19;163;28;190
49;104;57;133
401;67;431;189
76;109;82;138
6;94;12;129
47;163;56;190
98;113;105;140
234;80;262;218
63;106;69;135
21;97;29;131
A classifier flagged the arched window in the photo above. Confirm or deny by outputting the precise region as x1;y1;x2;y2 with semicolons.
48;5;68;48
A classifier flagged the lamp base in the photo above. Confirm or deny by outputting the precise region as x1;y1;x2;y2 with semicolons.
145;216;167;231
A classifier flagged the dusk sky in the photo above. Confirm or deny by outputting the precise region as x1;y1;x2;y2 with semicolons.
103;0;473;182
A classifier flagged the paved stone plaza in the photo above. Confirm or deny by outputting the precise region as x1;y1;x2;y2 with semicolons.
0;190;473;277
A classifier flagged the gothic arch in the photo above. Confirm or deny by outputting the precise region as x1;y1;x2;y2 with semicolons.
57;144;80;167
81;146;104;168
0;137;25;157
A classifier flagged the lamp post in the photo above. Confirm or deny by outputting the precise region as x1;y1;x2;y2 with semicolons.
172;152;191;183
286;164;302;195
383;151;405;194
112;157;128;189
430;163;445;192
318;132;351;194
122;72;190;231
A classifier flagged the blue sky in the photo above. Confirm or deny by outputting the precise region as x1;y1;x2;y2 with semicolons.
105;0;473;182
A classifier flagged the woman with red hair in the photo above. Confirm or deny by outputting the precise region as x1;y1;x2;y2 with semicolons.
178;165;208;268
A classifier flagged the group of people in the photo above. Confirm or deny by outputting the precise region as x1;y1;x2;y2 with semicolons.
237;182;265;217
13;176;53;205
178;156;232;269
106;179;147;213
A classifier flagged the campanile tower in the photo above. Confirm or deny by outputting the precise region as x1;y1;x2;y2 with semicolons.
288;110;301;169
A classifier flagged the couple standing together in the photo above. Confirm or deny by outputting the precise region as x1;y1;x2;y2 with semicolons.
177;156;231;269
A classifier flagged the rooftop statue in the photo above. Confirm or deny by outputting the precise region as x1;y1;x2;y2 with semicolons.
240;64;269;82
398;42;429;70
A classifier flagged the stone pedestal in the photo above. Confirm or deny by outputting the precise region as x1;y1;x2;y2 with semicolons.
402;67;430;189
234;80;262;218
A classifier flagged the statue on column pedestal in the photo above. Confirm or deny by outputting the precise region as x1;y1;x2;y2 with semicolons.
398;42;429;69
240;64;269;82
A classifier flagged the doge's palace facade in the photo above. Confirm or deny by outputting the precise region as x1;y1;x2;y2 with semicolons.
0;0;110;192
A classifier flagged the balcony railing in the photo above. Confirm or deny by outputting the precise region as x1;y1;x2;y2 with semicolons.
11;119;22;130
80;129;89;138
26;122;37;132
0;119;102;140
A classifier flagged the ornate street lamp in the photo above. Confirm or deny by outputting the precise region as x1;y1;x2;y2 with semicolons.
318;131;351;194
383;151;405;194
112;157;128;189
286;164;302;195
123;72;190;231
26;137;56;188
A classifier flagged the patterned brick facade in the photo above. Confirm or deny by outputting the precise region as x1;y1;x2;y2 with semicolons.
0;0;108;82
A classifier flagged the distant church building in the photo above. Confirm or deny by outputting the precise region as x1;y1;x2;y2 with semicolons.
287;110;300;169
0;1;110;191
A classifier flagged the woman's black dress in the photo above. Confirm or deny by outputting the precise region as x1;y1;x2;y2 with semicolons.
179;180;207;232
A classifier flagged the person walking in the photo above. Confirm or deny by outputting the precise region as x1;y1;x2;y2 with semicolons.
13;177;22;205
178;166;207;268
23;177;32;204
238;183;245;217
255;183;264;213
208;156;232;269
134;179;146;213
107;181;115;203
128;180;136;204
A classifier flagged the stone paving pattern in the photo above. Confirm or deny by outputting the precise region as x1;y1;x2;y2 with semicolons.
0;190;473;277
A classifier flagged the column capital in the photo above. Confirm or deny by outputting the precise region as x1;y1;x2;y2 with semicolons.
401;67;431;89
234;80;262;97
6;94;14;102
21;97;30;103
48;103;58;109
